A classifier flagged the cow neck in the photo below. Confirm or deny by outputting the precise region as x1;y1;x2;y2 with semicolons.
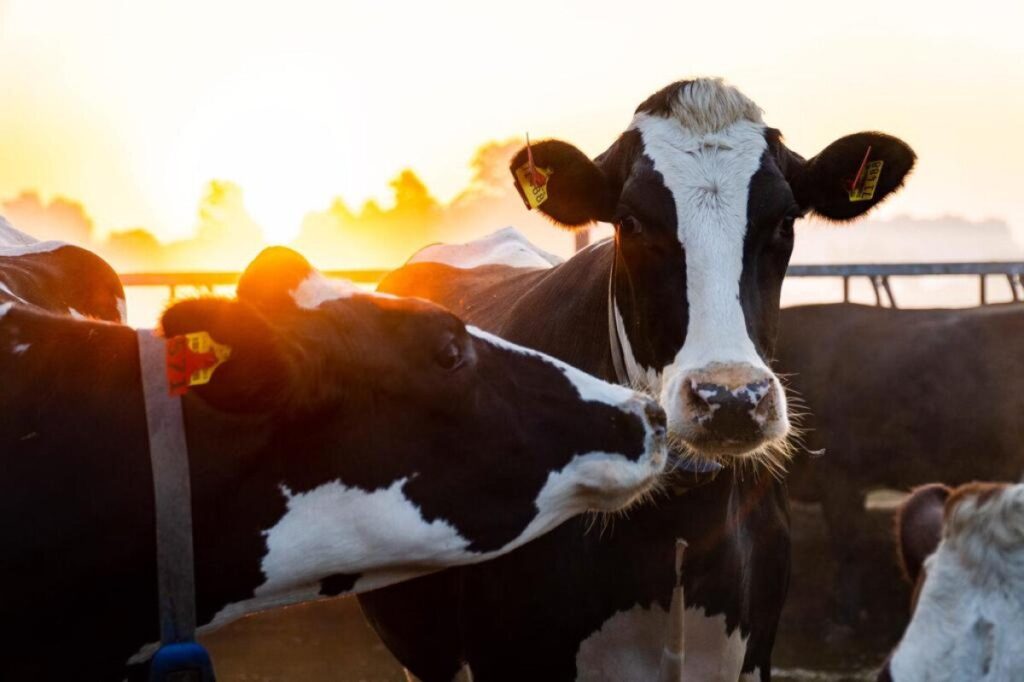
607;237;630;386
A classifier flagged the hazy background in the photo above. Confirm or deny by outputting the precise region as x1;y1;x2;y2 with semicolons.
3;0;1023;275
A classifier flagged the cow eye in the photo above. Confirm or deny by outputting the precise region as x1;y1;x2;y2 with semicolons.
618;215;643;235
436;338;464;371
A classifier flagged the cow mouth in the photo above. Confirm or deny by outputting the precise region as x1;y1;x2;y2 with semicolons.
667;423;794;477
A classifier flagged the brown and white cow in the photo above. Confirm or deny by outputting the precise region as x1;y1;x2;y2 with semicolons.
879;482;1024;681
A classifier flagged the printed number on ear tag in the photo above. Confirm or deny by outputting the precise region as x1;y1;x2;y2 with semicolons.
849;160;884;202
166;331;233;396
515;163;552;209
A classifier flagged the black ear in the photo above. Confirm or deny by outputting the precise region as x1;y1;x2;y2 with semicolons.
791;132;916;222
895;483;950;583
509;139;616;227
160;298;295;413
237;246;316;313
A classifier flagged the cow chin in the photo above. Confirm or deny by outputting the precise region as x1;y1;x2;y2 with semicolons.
661;362;791;467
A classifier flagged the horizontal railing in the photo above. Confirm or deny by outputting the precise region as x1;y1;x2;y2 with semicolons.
118;262;1024;308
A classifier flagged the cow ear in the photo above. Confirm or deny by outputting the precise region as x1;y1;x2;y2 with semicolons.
237;246;316;313
238;246;358;313
509;139;616;227
895;483;950;583
791;132;916;222
160;297;295;413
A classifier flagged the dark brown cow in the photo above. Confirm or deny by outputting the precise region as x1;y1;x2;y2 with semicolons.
878;482;1024;681
777;302;1024;624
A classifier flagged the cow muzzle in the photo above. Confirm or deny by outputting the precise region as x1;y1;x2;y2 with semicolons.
664;362;789;458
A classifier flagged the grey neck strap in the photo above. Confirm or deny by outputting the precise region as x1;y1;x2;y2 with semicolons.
137;329;198;644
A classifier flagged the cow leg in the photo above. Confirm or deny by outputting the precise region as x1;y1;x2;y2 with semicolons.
820;484;870;626
358;571;465;682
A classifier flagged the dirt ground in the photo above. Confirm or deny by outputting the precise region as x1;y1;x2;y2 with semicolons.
200;499;909;682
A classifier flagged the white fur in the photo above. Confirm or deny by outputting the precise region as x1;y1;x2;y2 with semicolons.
889;484;1024;681
0;216;66;256
0;281;30;305
575;605;747;681
289;271;361;309
409;226;563;270
0;301;13;319
116;297;127;324
629;107;788;443
12;343;29;354
614;302;661;392
67;307;86;320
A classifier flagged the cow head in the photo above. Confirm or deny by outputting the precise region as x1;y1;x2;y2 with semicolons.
879;482;1024;681
511;78;915;467
159;247;667;589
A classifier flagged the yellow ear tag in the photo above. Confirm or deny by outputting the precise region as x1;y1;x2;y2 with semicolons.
515;162;552;209
849;160;884;202
166;331;233;396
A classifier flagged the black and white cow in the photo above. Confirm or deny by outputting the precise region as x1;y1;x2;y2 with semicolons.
359;78;915;680
0;214;125;322
0;246;668;680
879;482;1024;681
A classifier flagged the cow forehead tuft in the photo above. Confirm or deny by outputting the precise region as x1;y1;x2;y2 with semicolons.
636;78;763;136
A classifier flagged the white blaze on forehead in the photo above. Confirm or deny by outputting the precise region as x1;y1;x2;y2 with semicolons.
631;112;770;375
290;271;361;309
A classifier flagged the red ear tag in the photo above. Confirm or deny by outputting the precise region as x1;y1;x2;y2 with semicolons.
165;331;232;396
848;145;884;202
515;133;553;210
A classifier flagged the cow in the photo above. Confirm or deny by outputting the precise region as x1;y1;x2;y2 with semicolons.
878;482;1024;681
0;246;669;680
358;77;916;681
0;213;125;322
777;303;1024;624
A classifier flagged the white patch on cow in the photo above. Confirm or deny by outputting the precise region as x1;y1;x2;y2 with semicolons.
12;342;29;354
67;307;86;320
0;280;30;304
0;301;13;318
739;669;761;681
403;665;473;682
289;271;361;309
630;88;788;444
575;605;747;681
613;302;661;393
0;215;66;256
889;484;1024;682
468;326;643;409
116;297;127;324
409;226;563;270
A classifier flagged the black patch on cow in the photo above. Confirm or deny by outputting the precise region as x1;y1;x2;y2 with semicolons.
0;243;124;322
319;572;361;596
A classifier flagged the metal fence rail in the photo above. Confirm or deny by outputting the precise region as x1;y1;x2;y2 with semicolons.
787;262;1024;307
118;262;1024;308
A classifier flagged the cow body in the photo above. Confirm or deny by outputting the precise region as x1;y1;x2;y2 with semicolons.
879;482;1024;681
778;303;1024;622
0;214;125;322
360;78;915;681
0;247;667;680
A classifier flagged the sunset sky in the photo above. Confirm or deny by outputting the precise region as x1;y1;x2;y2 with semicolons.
2;0;1023;251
